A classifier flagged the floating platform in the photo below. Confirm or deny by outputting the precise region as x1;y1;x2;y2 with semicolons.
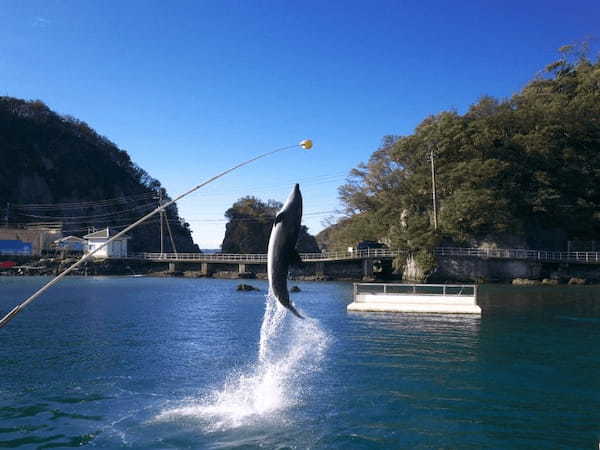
348;283;481;314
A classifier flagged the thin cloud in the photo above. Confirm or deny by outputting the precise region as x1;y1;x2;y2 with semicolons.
32;17;51;28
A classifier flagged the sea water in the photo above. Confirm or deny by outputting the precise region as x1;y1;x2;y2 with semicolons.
155;292;329;432
1;277;599;448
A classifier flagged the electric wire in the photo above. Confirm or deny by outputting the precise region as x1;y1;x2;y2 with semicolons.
13;192;156;209
14;202;158;220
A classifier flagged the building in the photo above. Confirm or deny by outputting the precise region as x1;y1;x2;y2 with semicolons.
0;239;32;255
0;225;63;256
84;228;130;258
53;236;87;254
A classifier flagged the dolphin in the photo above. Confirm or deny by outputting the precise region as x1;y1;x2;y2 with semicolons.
267;183;304;319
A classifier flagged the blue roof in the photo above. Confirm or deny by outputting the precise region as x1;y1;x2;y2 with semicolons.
0;240;32;254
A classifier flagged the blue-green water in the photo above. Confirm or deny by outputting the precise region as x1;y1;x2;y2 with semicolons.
1;277;599;449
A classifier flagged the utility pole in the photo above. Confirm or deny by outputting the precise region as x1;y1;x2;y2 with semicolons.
159;190;164;256
164;208;178;257
4;202;9;228
430;146;438;231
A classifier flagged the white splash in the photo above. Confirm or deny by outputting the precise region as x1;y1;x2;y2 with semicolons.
155;292;329;431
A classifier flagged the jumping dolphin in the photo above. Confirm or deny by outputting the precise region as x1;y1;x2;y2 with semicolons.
267;183;304;319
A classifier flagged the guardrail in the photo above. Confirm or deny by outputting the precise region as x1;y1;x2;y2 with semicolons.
134;252;269;262
76;246;600;264
131;248;404;262
354;283;477;297
434;247;600;263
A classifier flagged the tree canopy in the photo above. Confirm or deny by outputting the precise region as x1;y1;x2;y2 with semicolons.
327;45;600;252
221;196;320;253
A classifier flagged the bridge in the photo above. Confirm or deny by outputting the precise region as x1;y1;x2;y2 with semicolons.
5;246;599;279
129;248;402;263
120;246;600;280
125;248;402;278
127;247;600;265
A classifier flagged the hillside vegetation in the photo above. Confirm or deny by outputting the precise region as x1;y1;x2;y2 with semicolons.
0;97;197;252
324;45;600;254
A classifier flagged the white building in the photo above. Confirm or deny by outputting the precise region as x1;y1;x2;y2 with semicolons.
84;228;130;258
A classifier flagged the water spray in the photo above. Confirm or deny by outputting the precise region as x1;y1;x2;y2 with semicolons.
0;139;313;329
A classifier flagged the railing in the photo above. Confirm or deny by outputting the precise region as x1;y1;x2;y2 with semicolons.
354;283;477;297
135;252;269;262
434;247;600;263
130;248;404;262
86;246;600;264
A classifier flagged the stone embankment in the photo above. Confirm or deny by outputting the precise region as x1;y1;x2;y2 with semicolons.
430;255;600;285
512;277;587;286
0;257;170;277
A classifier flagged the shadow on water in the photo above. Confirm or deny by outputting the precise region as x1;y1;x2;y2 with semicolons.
478;284;600;318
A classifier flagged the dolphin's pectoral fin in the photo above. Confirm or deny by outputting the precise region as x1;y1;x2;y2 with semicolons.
289;248;303;267
274;211;285;224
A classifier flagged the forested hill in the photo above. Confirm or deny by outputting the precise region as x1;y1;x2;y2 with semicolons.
325;46;600;252
0;97;198;253
221;196;320;253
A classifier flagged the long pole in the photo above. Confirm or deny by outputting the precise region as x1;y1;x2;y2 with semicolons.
0;142;307;329
430;146;438;231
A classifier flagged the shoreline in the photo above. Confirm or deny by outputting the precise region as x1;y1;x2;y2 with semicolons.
0;256;597;286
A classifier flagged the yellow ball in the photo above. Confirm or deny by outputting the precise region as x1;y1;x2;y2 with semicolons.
299;139;313;150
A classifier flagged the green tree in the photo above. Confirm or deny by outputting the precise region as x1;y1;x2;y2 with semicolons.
326;44;600;252
221;196;320;253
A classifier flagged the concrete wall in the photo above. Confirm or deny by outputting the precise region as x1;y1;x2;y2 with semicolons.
146;258;391;280
166;259;375;279
435;256;543;282
289;259;369;279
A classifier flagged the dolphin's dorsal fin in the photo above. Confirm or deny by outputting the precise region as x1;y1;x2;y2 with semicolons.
274;211;285;224
289;248;303;267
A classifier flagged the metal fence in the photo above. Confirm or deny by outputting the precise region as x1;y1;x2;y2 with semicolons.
131;248;404;262
434;247;600;263
58;246;600;264
354;283;477;297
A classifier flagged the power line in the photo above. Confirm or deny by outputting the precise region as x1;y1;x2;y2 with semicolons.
14;202;158;220
2;214;167;230
0;218;164;235
170;209;340;223
11;172;347;209
13;192;156;209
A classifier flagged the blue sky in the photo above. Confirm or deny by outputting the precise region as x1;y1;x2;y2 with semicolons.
2;1;599;247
